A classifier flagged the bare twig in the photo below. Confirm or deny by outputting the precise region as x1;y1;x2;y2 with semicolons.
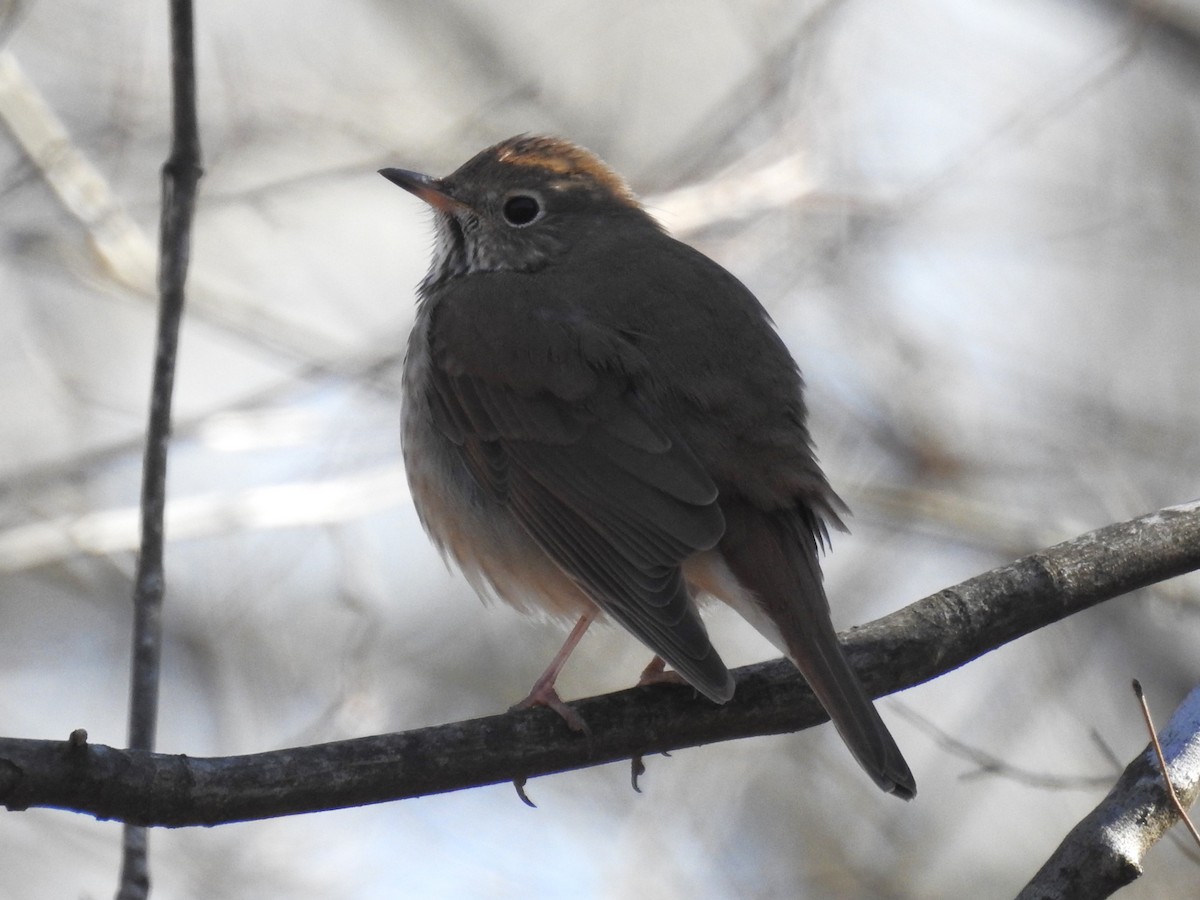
0;501;1197;828
893;704;1113;791
1134;680;1200;848
115;2;201;899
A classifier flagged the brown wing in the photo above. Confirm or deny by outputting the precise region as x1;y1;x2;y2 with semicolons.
423;278;734;702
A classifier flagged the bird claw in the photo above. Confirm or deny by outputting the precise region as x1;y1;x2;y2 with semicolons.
513;776;537;808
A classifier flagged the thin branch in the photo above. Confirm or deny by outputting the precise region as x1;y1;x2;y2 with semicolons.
1093;0;1200;72
892;704;1113;791
116;1;201;898
1017;683;1200;899
0;501;1197;828
1134;680;1200;848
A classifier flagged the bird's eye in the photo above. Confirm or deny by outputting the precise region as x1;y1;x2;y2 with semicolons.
502;194;542;227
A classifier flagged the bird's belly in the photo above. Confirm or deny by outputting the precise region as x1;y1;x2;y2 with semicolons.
401;385;596;622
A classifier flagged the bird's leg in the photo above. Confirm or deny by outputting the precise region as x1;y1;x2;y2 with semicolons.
511;611;594;733
630;655;686;792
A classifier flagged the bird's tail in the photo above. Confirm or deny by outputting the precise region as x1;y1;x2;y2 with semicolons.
718;502;916;799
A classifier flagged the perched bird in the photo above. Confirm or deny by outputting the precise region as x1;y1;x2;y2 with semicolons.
381;135;915;798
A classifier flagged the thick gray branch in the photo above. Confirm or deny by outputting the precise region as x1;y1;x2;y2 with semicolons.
1018;684;1200;899
0;500;1197;827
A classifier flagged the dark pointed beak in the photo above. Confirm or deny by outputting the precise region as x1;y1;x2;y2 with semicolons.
378;167;469;214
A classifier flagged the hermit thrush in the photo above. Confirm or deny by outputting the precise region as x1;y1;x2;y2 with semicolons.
381;135;915;799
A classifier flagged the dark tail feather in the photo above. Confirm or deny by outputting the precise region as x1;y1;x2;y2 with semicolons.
720;502;916;799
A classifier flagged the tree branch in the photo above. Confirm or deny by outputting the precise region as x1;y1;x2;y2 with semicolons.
117;1;201;897
1017;683;1200;899
0;500;1196;828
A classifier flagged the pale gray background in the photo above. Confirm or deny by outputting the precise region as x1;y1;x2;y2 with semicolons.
2;1;1198;897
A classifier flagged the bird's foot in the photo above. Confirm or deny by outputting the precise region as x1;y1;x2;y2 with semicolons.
637;655;688;689
511;681;591;736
